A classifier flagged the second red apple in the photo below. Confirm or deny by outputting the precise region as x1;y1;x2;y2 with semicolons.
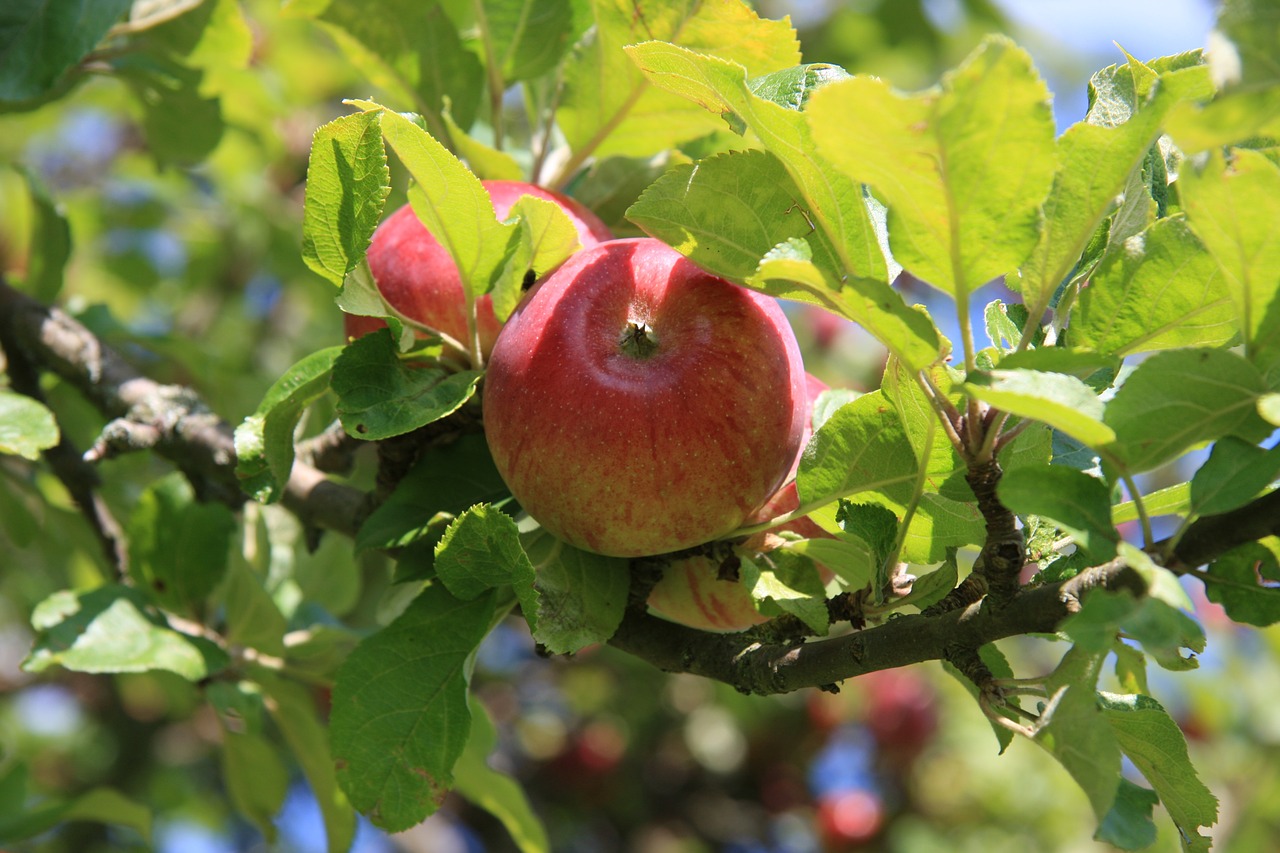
344;180;612;359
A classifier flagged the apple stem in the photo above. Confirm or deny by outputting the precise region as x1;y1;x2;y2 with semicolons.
618;321;659;359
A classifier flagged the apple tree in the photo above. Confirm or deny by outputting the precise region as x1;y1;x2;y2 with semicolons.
2;0;1279;850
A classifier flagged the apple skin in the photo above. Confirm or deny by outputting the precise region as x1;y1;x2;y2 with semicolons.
482;237;808;558
344;180;613;357
646;374;832;632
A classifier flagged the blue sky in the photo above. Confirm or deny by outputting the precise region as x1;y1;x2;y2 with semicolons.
992;0;1219;125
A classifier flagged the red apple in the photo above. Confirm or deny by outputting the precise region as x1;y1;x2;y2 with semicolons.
344;180;612;358
647;374;833;631
482;238;808;558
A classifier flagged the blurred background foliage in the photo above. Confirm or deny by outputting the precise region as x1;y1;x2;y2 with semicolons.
3;0;1274;851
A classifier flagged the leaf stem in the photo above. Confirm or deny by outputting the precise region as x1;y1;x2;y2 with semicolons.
878;424;935;603
1119;470;1154;547
916;371;965;454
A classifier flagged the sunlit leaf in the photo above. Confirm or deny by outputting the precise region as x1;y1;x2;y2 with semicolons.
808;36;1055;301
965;369;1115;449
1180;149;1280;364
558;0;800;163
1073;217;1235;357
301;110;389;286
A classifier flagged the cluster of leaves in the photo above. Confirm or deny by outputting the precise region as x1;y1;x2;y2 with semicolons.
2;0;1280;850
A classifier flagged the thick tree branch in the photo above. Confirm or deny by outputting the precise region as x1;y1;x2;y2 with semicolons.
0;278;367;537
1170;488;1280;569
610;561;1146;695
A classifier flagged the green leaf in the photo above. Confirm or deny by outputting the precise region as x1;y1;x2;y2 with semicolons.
482;0;574;82
999;465;1118;562
443;104;523;181
1259;392;1280;425
1099;691;1219;850
0;763;151;844
0;390;58;460
353;101;518;302
984;299;1025;353
965;369;1116;448
1203;542;1280;627
331;584;497;831
1064;586;1206;671
1015;55;1195;311
1096;779;1159;850
625;43;944;368
1113;482;1191;525
894;555;959;612
742;549;828;633
1190;438;1280;516
24;585;228;680
235;346;343;503
259;675;357;853
1034;649;1122;824
1211;0;1280;88
835;502;898;568
305;0;482;131
331;330;481;440
436;506;537;618
807;36;1055;301
783;535;875;591
113;54;224;165
1103;348;1268;473
220;559;288;656
628;150;842;294
1074;217;1236;357
15;165;70;301
221;730;290;842
134;0;254;72
301;110;390;286
491;193;582;321
1166;88;1280;154
358;433;508;555
747;63;851;110
558;0;800;162
521;530;630;654
627;150;939;369
1181;149;1280;363
454;701;551;853
797;391;919;509
127;473;237;614
991;347;1119;382
0;0;132;104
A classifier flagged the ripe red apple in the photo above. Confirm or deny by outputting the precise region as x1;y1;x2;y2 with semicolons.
647;374;833;631
344;180;612;358
482;237;808;558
